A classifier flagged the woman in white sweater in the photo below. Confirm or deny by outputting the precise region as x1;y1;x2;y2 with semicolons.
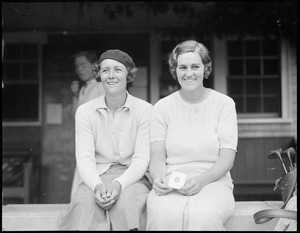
58;49;153;230
146;40;238;230
70;50;105;200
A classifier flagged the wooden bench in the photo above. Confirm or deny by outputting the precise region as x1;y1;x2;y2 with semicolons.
3;162;32;204
2;201;282;231
3;149;36;204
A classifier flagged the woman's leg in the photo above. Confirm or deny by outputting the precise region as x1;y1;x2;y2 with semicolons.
109;177;151;230
186;181;235;230
57;183;110;230
70;166;80;200
146;189;189;230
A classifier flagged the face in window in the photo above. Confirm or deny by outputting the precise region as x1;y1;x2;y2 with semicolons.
176;52;205;92
74;55;95;82
99;59;128;96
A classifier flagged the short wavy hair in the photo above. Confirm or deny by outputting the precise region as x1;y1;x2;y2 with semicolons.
73;50;98;64
168;40;212;80
92;61;137;83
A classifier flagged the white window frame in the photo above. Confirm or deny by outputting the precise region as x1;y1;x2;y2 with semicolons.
213;35;292;125
2;32;47;127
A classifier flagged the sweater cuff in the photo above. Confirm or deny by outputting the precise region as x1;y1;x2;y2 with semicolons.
112;178;124;191
92;181;104;193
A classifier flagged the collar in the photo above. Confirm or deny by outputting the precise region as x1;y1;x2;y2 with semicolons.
96;91;132;112
85;78;97;86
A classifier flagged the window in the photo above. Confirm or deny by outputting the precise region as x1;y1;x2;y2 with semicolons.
227;39;281;118
3;42;42;124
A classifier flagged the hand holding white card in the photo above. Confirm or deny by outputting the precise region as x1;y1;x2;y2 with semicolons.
168;171;187;189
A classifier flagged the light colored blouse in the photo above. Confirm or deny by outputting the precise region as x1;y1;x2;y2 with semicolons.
150;90;238;170
75;93;153;192
77;79;105;107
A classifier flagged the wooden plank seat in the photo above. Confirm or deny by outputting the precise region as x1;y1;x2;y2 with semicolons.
2;201;282;231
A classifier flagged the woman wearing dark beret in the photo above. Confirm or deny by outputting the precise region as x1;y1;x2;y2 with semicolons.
57;49;153;230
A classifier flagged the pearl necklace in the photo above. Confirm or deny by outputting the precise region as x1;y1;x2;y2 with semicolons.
192;103;201;113
179;90;206;113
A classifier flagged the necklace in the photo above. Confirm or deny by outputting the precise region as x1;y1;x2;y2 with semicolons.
192;103;201;113
179;89;206;113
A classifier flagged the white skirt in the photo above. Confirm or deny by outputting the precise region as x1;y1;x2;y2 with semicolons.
146;162;235;230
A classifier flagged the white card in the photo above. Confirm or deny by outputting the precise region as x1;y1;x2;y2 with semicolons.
168;171;187;189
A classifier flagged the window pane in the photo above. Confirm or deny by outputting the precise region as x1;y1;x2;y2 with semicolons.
263;78;280;94
23;44;38;60
228;79;243;94
232;96;244;113
229;60;243;75
246;79;261;94
23;63;38;80
264;59;278;75
2;84;39;121
227;38;281;117
245;41;260;56
227;41;243;56
263;40;278;56
246;97;261;113
263;97;280;113
4;63;21;81
3;42;40;123
246;59;261;75
5;44;21;60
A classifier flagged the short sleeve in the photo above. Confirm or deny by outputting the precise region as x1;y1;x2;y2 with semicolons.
217;98;238;151
150;101;168;142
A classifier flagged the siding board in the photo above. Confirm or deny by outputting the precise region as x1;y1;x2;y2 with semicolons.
231;137;295;184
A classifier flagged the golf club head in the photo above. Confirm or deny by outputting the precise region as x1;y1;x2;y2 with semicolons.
268;148;288;174
282;147;296;171
284;147;296;161
268;148;283;159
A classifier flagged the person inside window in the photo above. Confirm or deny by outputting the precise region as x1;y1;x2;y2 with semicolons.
58;49;152;230
146;40;238;230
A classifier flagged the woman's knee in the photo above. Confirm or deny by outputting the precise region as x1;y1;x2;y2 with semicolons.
120;182;149;201
147;194;176;219
72;184;98;209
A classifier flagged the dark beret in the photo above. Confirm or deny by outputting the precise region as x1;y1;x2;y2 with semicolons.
99;49;135;68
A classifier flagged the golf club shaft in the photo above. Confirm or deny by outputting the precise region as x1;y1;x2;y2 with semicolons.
283;147;296;171
279;159;288;173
